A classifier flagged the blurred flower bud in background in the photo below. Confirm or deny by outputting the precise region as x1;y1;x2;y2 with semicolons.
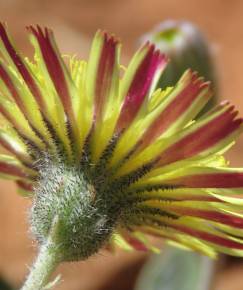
135;20;219;290
141;20;218;115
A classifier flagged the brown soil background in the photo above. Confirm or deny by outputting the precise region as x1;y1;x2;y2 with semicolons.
1;0;243;289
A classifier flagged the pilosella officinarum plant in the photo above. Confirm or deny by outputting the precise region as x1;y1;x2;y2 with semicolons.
1;23;243;289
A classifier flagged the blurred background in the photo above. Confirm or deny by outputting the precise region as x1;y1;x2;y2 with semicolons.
1;0;243;289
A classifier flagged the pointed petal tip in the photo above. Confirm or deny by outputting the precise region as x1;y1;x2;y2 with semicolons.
28;24;76;123
27;25;50;38
0;22;6;32
139;40;169;64
95;29;121;46
221;100;230;105
115;42;169;131
0;22;8;35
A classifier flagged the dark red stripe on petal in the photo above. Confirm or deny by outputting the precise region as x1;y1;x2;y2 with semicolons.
171;207;243;228
171;194;220;202
0;63;28;114
16;180;33;192
141;72;211;148
116;45;167;130
94;32;118;121
0;104;20;130
0;64;45;142
0;104;34;143
122;233;148;251
0;137;16;154
172;223;243;249
0;136;27;162
0;23;46;111
0;161;26;178
0;104;46;152
28;26;74;120
202;100;230;118
168;172;243;188
157;105;242;166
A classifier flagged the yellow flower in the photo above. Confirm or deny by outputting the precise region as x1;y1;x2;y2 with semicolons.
0;23;243;260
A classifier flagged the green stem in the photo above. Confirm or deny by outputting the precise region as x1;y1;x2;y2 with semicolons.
21;239;60;290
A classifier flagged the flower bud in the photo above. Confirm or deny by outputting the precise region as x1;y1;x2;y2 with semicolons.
141;20;218;114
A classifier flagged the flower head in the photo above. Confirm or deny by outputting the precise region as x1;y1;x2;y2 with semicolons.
1;23;243;260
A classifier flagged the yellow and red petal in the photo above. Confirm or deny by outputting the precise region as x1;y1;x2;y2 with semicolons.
116;101;242;177
0;61;54;146
16;180;34;196
86;31;121;160
156;167;243;188
168;218;243;256
131;212;243;256
27;26;75;156
87;31;120;122
132;225;216;257
0;154;36;180
0;96;45;149
171;207;243;229
139;70;212;149
116;43;167;132
0;127;32;164
156;104;242;167
140;199;243;229
0;23;46;112
0;23;71;155
28;26;75;123
112;71;212;172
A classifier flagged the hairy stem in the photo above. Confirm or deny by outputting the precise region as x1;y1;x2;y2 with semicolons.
21;240;60;290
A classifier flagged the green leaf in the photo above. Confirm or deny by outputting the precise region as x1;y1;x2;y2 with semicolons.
135;246;215;290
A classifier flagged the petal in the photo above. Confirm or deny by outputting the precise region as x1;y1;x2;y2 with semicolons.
139;70;212;149
28;26;75;123
116;43;167;131
134;225;216;257
87;30;120;122
0;23;46;111
0;127;32;164
141;199;243;229
0;61;52;146
117;101;242;176
116;230;149;252
157;167;243;188
16;180;34;196
169;218;243;256
111;232;134;251
156;103;242;167
86;31;121;160
28;26;77;156
0;23;72;156
0;96;45;149
130;187;221;203
0;62;27;115
0;154;36;180
109;70;211;168
132;212;243;256
171;207;243;229
108;48;167;167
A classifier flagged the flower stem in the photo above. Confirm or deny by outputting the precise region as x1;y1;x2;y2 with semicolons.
21;240;60;290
